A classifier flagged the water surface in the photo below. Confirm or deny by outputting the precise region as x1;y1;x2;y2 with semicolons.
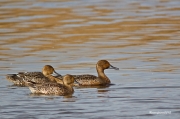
0;0;180;119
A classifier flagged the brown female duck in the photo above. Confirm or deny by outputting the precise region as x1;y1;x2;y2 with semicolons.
6;65;62;86
72;60;119;86
25;74;75;96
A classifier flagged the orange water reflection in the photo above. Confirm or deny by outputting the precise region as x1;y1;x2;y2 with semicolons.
0;0;180;72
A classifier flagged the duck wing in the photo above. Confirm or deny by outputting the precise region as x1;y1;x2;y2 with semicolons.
28;82;70;95
73;74;102;86
18;72;50;83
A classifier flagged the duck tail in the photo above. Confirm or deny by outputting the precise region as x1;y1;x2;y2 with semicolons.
6;74;23;81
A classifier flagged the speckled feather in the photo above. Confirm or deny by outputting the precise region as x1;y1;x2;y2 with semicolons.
26;74;74;95
18;72;50;83
6;65;62;86
28;82;73;95
73;75;102;86
6;72;50;86
6;74;26;86
51;74;102;86
71;60;118;86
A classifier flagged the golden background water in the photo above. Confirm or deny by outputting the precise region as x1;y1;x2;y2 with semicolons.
0;0;180;118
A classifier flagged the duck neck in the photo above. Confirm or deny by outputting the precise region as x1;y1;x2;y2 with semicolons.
96;66;110;84
45;75;56;82
65;84;74;94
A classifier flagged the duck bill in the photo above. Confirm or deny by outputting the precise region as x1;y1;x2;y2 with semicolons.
53;71;62;77
109;65;119;70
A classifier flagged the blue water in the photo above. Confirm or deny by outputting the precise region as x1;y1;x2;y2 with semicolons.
0;0;180;119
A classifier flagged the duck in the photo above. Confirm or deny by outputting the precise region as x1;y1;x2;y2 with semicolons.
25;74;75;96
72;60;119;86
6;65;62;86
54;60;118;86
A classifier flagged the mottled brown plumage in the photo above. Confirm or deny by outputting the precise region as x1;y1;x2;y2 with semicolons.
73;60;119;86
26;74;74;96
6;65;62;86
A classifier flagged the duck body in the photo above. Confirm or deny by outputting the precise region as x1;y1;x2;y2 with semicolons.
73;74;103;86
56;60;119;86
6;65;61;86
28;82;73;95
72;60;119;86
26;74;74;96
6;72;50;86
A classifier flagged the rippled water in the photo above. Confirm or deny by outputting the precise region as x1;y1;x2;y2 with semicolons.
0;0;180;119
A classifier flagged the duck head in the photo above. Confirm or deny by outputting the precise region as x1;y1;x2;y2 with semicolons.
96;60;119;71
42;65;61;76
63;74;75;86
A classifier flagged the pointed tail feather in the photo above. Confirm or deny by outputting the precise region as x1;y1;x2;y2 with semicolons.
6;74;23;83
6;74;19;81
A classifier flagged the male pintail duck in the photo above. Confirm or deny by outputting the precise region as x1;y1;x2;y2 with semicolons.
25;74;75;95
6;65;62;86
72;60;119;86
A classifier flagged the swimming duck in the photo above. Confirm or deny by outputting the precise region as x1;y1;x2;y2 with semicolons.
25;74;75;95
72;60;119;86
6;65;62;86
55;60;119;86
